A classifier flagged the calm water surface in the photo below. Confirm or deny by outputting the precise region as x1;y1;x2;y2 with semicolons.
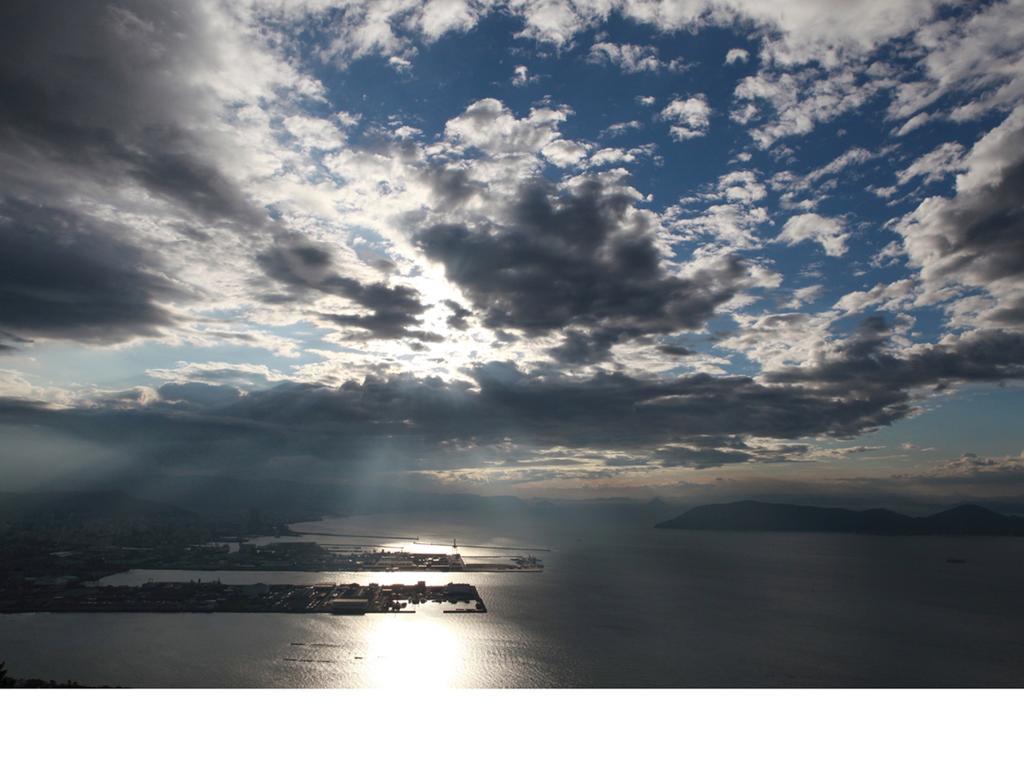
2;512;1024;687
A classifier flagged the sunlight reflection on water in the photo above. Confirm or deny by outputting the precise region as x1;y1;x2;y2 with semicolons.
360;606;462;689
9;516;1024;687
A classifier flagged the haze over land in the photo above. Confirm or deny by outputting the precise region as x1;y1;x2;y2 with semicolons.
0;0;1023;508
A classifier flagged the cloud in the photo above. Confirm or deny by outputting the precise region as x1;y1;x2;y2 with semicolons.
896;105;1024;327
0;0;323;346
4;314;1024;482
660;95;712;140
443;98;570;158
443;300;473;331
767;317;1024;399
717;171;767;204
599;120;643;138
657;437;811;469
895;142;966;186
834;280;916;316
587;42;682;74
778;213;849;257
0;200;185;344
0;1;281;225
783;285;825;309
416;178;759;362
541;138;591;167
717;311;837;371
319;0;483;67
656;344;695;358
725;48;750;65
888;0;1024;127
146;362;291;391
303;1;948;71
732;66;885;148
587;144;657;167
923;451;1024;482
2;0;1022;493
668;203;771;257
7;314;1023;479
511;64;537;86
776;147;877;193
256;237;434;341
894;112;934;136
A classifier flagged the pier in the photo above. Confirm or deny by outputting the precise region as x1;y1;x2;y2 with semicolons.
0;580;487;616
145;541;543;573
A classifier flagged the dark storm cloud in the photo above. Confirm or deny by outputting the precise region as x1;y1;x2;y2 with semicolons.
655;446;755;468
989;296;1024;325
0;1;270;345
656;343;695;357
1;1;433;347
3;0;431;351
11;321;1024;476
767;317;1024;393
319;312;445;342
0;330;31;354
443;300;473;331
126;145;267;227
459;363;906;445
548;329;623;365
656;441;810;469
157;382;244;409
257;238;436;340
421;166;482;208
415;179;752;359
916;158;1024;285
0;1;265;227
3;310;1024;475
0;201;184;343
899;107;1024;326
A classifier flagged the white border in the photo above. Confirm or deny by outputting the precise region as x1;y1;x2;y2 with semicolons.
2;689;1021;768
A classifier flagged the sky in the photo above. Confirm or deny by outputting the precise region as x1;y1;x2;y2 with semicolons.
0;0;1023;503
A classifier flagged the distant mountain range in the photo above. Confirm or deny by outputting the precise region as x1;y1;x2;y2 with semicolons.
4;483;1023;540
654;500;1024;536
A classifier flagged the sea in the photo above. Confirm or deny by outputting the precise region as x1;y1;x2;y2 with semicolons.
2;509;1024;688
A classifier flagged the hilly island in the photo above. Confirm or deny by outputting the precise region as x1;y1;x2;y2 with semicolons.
654;501;1024;536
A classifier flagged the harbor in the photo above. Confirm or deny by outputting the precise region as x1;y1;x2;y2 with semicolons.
0;580;487;616
147;539;544;574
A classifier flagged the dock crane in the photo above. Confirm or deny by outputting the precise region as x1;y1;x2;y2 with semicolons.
451;537;465;570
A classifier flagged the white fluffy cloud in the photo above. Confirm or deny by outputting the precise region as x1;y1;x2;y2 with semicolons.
733;67;886;148
443;98;570;157
888;0;1024;129
834;280;917;316
587;41;682;73
660;95;711;140
725;48;749;65
511;64;534;86
777;213;849;257
298;1;949;69
895;142;966;186
588;144;656;167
